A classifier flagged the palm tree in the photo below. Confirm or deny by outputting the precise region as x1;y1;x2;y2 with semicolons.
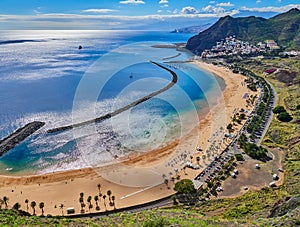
107;190;112;204
80;192;84;198
3;196;9;208
164;178;169;189
25;199;29;211
171;177;175;184
111;196;116;209
59;204;64;216
30;201;36;215
102;195;107;210
13;202;21;210
3;196;9;209
79;196;84;203
87;196;93;212
94;195;100;211
97;183;102;196
196;156;200;164
39;202;45;216
79;192;84;205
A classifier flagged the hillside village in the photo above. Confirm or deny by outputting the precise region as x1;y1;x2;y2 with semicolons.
200;36;298;58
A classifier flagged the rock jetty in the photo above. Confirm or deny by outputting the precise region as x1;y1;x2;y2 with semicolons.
47;61;177;133
0;121;45;156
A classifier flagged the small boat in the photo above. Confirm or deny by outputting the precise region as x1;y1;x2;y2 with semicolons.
5;167;13;171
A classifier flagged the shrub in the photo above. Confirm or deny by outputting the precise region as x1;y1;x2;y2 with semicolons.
247;83;257;92
142;216;169;227
242;143;268;160
239;113;246;120
227;123;233;130
207;181;214;188
174;179;196;194
235;154;244;161
272;106;286;114
277;112;293;122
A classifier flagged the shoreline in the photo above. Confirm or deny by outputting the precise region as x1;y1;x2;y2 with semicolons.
0;60;257;215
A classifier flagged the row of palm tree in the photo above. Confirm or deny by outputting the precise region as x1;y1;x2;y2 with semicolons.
0;196;45;216
23;199;45;216
97;184;116;209
79;184;116;213
1;183;116;216
27;200;45;216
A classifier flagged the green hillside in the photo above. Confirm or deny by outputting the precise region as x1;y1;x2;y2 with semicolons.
186;8;300;54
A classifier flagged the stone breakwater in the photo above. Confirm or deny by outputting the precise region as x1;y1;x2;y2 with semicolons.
0;121;45;156
47;61;178;134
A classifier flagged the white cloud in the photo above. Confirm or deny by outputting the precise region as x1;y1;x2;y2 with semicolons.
159;0;168;4
33;10;41;15
216;2;234;7
161;4;168;8
180;6;199;14
0;9;240;29
82;9;118;13
241;4;300;13
120;0;145;4
209;1;216;4
256;0;262;3
202;5;225;14
157;9;162;13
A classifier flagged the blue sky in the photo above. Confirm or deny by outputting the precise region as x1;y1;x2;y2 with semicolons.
0;0;299;29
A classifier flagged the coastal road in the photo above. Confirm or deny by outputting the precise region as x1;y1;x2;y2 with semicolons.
48;61;178;133
257;80;277;146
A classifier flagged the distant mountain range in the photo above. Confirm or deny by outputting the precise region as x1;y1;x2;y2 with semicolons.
171;24;212;34
186;8;300;54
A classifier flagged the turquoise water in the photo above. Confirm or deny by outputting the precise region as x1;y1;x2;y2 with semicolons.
0;30;224;175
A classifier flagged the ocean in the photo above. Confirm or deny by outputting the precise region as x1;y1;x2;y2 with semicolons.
0;30;225;175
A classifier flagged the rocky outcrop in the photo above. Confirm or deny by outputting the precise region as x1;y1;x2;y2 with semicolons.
269;196;300;217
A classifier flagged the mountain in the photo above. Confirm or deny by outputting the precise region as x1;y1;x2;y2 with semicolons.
171;24;212;34
186;8;300;54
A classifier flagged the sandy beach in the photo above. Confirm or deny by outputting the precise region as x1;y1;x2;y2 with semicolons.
0;60;258;216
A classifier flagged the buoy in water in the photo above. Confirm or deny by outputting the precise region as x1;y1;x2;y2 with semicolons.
78;45;83;50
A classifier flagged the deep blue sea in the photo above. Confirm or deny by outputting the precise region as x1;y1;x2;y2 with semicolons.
0;30;224;175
